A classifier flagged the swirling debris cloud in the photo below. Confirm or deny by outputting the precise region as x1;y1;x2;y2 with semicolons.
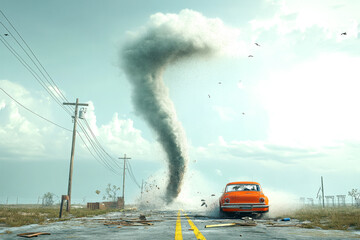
121;9;239;204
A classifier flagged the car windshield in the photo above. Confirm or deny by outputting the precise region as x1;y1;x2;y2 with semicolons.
226;184;260;192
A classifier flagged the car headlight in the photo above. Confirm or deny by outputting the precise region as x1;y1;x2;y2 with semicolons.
259;197;265;203
225;198;230;203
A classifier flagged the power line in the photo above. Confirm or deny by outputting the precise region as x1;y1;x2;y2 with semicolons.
76;131;120;175
77;122;122;175
0;11;73;115
0;9;70;104
0;87;71;132
126;160;140;188
82;118;123;169
0;33;73;116
0;10;124;177
0;84;122;175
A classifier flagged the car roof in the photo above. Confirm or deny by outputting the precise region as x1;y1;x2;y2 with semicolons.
226;181;260;185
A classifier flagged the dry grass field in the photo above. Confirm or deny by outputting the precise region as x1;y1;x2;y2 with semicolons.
1;205;359;231
280;206;360;230
0;205;121;227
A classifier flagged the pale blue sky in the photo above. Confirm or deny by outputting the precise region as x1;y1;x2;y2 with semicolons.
1;0;360;208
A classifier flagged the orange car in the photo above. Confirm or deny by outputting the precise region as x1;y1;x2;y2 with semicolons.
219;181;269;217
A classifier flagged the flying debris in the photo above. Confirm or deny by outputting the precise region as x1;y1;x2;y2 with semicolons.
255;43;260;46
208;94;211;98
242;112;245;115
4;33;9;36
201;202;207;207
211;194;215;196
248;55;254;57
341;32;347;35
218;82;222;84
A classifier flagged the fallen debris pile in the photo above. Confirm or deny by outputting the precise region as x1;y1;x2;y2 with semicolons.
104;219;162;227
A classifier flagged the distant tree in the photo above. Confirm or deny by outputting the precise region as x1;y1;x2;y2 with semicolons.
42;192;54;206
348;189;360;206
103;184;120;202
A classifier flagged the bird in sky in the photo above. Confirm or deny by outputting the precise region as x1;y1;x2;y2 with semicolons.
248;55;254;57
255;43;260;46
341;32;347;35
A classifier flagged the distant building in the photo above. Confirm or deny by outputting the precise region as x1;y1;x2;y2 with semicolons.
87;197;124;210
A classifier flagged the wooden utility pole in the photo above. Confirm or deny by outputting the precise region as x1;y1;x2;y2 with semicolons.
63;98;88;212
118;154;131;206
321;176;325;208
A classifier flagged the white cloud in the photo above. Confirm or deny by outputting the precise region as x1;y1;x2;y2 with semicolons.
79;102;163;161
191;136;360;174
0;100;5;110
212;105;237;121
0;80;52;159
0;80;161;162
257;53;360;146
237;81;245;89
251;0;360;40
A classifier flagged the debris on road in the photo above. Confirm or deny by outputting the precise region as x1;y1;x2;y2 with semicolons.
237;222;257;226
17;232;51;238
281;218;291;221
241;217;253;222
205;222;257;228
205;223;237;228
104;219;161;227
267;224;300;228
265;220;301;228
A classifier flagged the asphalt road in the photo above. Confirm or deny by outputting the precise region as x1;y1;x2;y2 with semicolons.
1;210;360;239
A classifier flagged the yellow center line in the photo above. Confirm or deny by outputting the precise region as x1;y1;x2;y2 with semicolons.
182;210;207;240
175;210;183;240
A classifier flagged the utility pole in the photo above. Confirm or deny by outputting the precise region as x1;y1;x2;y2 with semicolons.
118;154;131;206
321;176;325;208
63;98;88;212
